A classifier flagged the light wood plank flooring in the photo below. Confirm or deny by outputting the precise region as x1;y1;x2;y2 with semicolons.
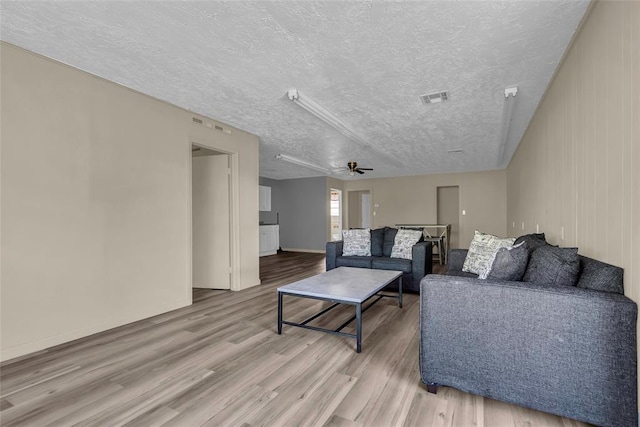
0;252;591;426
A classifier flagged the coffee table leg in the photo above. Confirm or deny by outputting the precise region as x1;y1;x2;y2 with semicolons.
399;276;403;308
356;303;362;353
277;291;283;334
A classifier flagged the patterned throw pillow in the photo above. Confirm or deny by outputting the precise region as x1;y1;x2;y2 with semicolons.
481;242;529;280
390;229;423;260
342;228;371;256
463;230;516;277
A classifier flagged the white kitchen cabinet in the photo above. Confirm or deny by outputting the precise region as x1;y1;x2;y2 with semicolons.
259;185;271;211
259;224;279;256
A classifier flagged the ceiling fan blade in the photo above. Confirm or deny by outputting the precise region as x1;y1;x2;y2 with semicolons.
359;168;374;171
356;169;365;174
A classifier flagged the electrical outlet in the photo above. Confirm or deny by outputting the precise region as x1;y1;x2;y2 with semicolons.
561;226;565;241
521;222;525;230
536;224;539;233
462;210;466;215
512;221;515;228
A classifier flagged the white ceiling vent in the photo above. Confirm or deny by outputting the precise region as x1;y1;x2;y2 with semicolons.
420;91;449;104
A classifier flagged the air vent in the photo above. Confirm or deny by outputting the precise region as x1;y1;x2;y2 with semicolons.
192;117;232;134
448;149;464;153
420;91;449;104
215;124;232;135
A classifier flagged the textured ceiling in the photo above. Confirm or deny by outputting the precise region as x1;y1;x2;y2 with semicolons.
0;1;590;180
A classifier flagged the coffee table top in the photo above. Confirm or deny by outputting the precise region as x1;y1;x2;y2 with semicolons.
277;267;402;303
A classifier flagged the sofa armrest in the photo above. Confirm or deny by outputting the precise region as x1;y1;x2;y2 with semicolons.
419;275;637;426
447;249;468;272
411;242;433;287
326;240;343;271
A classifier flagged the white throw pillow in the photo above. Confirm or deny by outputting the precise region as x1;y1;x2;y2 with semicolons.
390;229;423;260
342;228;371;256
463;230;516;277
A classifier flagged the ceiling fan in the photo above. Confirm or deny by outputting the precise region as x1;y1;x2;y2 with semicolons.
346;161;373;175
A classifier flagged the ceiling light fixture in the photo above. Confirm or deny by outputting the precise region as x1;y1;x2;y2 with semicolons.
275;153;331;175
497;86;518;166
286;89;397;164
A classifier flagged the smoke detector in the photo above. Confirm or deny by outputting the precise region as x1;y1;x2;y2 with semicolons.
420;91;449;104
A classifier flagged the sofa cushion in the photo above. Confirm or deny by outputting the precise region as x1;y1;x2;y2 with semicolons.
371;257;412;273
463;230;516;277
370;228;385;257
482;242;529;281
336;256;373;269
514;233;547;251
577;256;624;294
383;227;398;257
342;228;371;256
391;229;423;260
523;245;580;286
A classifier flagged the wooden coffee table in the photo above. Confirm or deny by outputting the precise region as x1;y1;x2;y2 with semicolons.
277;267;403;352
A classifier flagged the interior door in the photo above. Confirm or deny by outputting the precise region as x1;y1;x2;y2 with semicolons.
192;154;230;289
437;186;460;249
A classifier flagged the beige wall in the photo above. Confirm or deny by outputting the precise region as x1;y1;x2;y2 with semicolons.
343;170;507;248
0;43;260;361
506;0;639;408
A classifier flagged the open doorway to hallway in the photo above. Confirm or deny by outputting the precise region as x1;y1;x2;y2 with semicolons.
330;189;342;241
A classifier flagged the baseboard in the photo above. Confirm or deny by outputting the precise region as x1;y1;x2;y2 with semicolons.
0;297;190;363
281;248;326;254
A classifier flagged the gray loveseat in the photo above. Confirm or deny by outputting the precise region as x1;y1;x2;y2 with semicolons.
419;242;637;426
326;227;432;293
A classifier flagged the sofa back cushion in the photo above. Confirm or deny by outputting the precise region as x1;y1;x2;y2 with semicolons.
514;233;547;250
577;256;624;294
383;227;398;257
523;245;580;286
370;228;385;257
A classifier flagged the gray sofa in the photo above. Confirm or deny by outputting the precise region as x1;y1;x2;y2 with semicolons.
326;227;432;293
419;245;637;426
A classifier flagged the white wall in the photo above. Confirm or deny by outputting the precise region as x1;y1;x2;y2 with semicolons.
0;43;260;361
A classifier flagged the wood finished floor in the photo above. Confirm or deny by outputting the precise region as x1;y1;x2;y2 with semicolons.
0;252;591;427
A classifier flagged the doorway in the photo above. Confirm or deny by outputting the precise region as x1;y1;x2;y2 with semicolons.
347;190;371;229
192;145;231;289
330;189;342;241
437;186;460;249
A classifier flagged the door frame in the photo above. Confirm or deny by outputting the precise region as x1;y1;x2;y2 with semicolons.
346;189;373;229
187;138;241;296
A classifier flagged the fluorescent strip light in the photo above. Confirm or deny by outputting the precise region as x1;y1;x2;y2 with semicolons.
275;154;331;175
287;89;398;164
497;86;518;166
